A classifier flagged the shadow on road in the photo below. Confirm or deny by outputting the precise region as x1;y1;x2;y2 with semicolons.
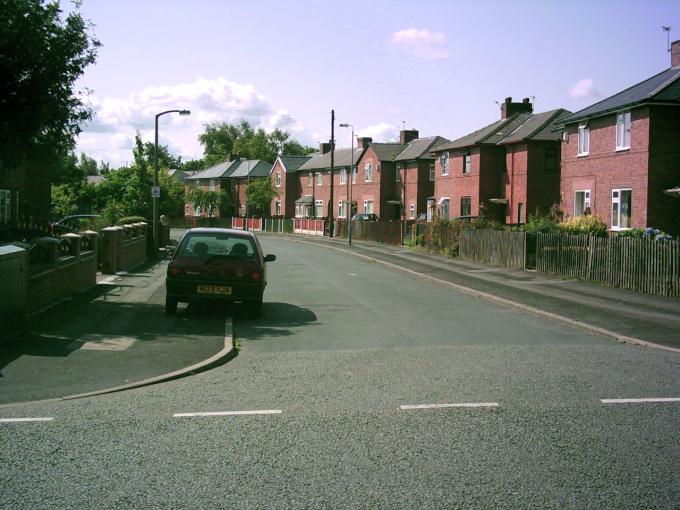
234;302;317;342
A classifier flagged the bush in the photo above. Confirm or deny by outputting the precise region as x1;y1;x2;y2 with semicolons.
617;227;674;241
558;215;608;237
117;216;148;225
522;210;559;234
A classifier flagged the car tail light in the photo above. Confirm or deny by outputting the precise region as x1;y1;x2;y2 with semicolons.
250;271;263;281
168;266;186;277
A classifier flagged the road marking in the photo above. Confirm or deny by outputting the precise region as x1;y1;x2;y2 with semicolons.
400;403;499;410
173;410;282;417
0;417;54;423
601;398;680;404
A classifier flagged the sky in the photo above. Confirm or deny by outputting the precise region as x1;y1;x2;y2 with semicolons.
65;0;680;168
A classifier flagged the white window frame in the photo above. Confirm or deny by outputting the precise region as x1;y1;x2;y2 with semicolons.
0;189;10;225
460;196;471;217
340;169;347;185
611;188;632;230
209;179;216;191
295;203;304;218
438;197;450;219
409;204;415;220
364;163;373;183
440;152;449;176
275;200;281;216
616;111;631;150
315;172;323;186
193;205;202;217
426;199;435;222
363;199;374;214
315;199;324;218
308;172;313;186
463;152;472;174
352;167;357;184
429;163;435;181
338;200;346;218
578;123;590;156
395;164;401;182
574;190;591;217
275;172;282;187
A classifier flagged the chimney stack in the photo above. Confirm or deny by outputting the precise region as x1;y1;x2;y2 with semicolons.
672;39;680;68
500;97;533;119
400;129;419;144
227;153;241;162
319;142;332;154
356;137;373;149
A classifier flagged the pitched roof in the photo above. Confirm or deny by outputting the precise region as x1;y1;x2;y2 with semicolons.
498;109;572;144
369;143;407;161
434;115;526;151
227;160;272;178
559;67;680;125
394;136;450;161
186;160;238;180
298;148;365;171
277;155;312;172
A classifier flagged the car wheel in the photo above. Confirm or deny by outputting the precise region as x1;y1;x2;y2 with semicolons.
165;296;178;315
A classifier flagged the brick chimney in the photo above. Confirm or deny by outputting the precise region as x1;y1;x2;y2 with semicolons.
672;39;680;68
500;97;533;119
400;129;419;144
227;153;241;162
319;142;332;154
356;137;373;149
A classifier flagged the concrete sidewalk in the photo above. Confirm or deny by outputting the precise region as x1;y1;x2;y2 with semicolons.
0;259;233;406
279;234;680;349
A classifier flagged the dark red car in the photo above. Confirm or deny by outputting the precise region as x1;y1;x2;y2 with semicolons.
165;228;276;317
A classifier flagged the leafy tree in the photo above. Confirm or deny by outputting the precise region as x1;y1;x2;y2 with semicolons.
142;141;182;170
246;178;278;218
180;159;205;173
186;188;232;218
0;0;100;170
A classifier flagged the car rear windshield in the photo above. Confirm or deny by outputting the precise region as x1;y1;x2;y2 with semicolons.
178;233;257;259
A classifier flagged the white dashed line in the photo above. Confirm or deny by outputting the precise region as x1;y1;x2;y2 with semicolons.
400;403;499;410
601;398;680;404
0;417;54;423
173;410;282;417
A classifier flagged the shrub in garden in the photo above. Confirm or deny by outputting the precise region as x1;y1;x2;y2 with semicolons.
559;215;608;237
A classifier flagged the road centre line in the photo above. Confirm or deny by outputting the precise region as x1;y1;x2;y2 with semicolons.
400;403;499;410
601;398;680;404
0;417;54;423
174;410;282;417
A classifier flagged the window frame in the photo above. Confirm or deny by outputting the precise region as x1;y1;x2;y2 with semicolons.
615;111;631;151
460;196;471;217
340;168;347;185
364;163;373;183
338;200;346;218
314;199;324;218
409;203;415;220
308;172;313;186
315;172;323;186
363;199;374;214
611;188;632;230
275;172;282;188
463;151;472;174
395;164;401;182
578;123;590;156
440;152;449;176
574;189;591;217
429;163;435;181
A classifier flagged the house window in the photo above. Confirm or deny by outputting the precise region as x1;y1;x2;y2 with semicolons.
460;196;471;217
209;179;216;191
439;198;450;219
0;189;10;224
440;152;449;176
308;172;313;186
340;169;347;185
463;152;472;174
578;123;589;156
409;204;415;219
396;164;401;182
275;172;281;187
352;167;357;184
365;163;373;182
426;199;435;222
315;173;323;186
315;199;324;218
363;200;374;214
275;200;281;216
295;203;304;218
338;200;346;218
429;163;435;181
611;189;632;229
616;111;631;150
545;147;557;171
194;205;202;217
574;190;591;216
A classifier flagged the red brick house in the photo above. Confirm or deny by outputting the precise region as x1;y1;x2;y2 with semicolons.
184;157;272;218
558;40;680;234
431;98;568;224
268;155;312;218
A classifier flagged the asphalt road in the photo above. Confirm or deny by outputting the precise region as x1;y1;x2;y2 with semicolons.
2;235;679;509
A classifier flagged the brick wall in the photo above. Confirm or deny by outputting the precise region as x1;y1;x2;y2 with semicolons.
560;107;651;229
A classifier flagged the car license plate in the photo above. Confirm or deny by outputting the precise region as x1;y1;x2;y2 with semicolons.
197;285;231;295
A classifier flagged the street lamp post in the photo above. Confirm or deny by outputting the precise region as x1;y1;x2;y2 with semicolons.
339;123;354;245
154;109;190;253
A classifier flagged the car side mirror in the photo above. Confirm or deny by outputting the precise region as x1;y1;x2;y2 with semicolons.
264;254;276;262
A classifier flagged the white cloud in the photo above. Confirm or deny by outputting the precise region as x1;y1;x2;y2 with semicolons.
77;77;314;167
391;28;451;60
357;123;399;142
569;78;600;99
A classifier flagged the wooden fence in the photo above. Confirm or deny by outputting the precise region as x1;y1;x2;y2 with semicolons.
459;229;526;269
536;233;680;297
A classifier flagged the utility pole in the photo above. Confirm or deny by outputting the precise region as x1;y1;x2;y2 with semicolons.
329;109;335;237
663;26;672;54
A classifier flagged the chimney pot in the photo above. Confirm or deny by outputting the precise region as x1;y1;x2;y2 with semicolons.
522;97;531;104
500;96;534;119
505;97;512;104
399;129;419;144
672;39;680;68
356;137;373;149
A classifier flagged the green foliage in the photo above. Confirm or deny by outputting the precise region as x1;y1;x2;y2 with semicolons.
559;215;608;237
246;178;278;217
180;159;205;173
405;234;423;248
1;0;100;170
522;209;560;234
142;141;182;170
198;120;315;165
186;188;232;218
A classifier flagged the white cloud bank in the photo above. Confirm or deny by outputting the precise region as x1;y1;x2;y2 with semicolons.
77;77;311;167
357;123;399;142
569;78;600;99
391;28;451;60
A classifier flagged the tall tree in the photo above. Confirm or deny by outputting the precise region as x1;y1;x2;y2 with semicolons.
247;178;278;218
0;0;100;170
